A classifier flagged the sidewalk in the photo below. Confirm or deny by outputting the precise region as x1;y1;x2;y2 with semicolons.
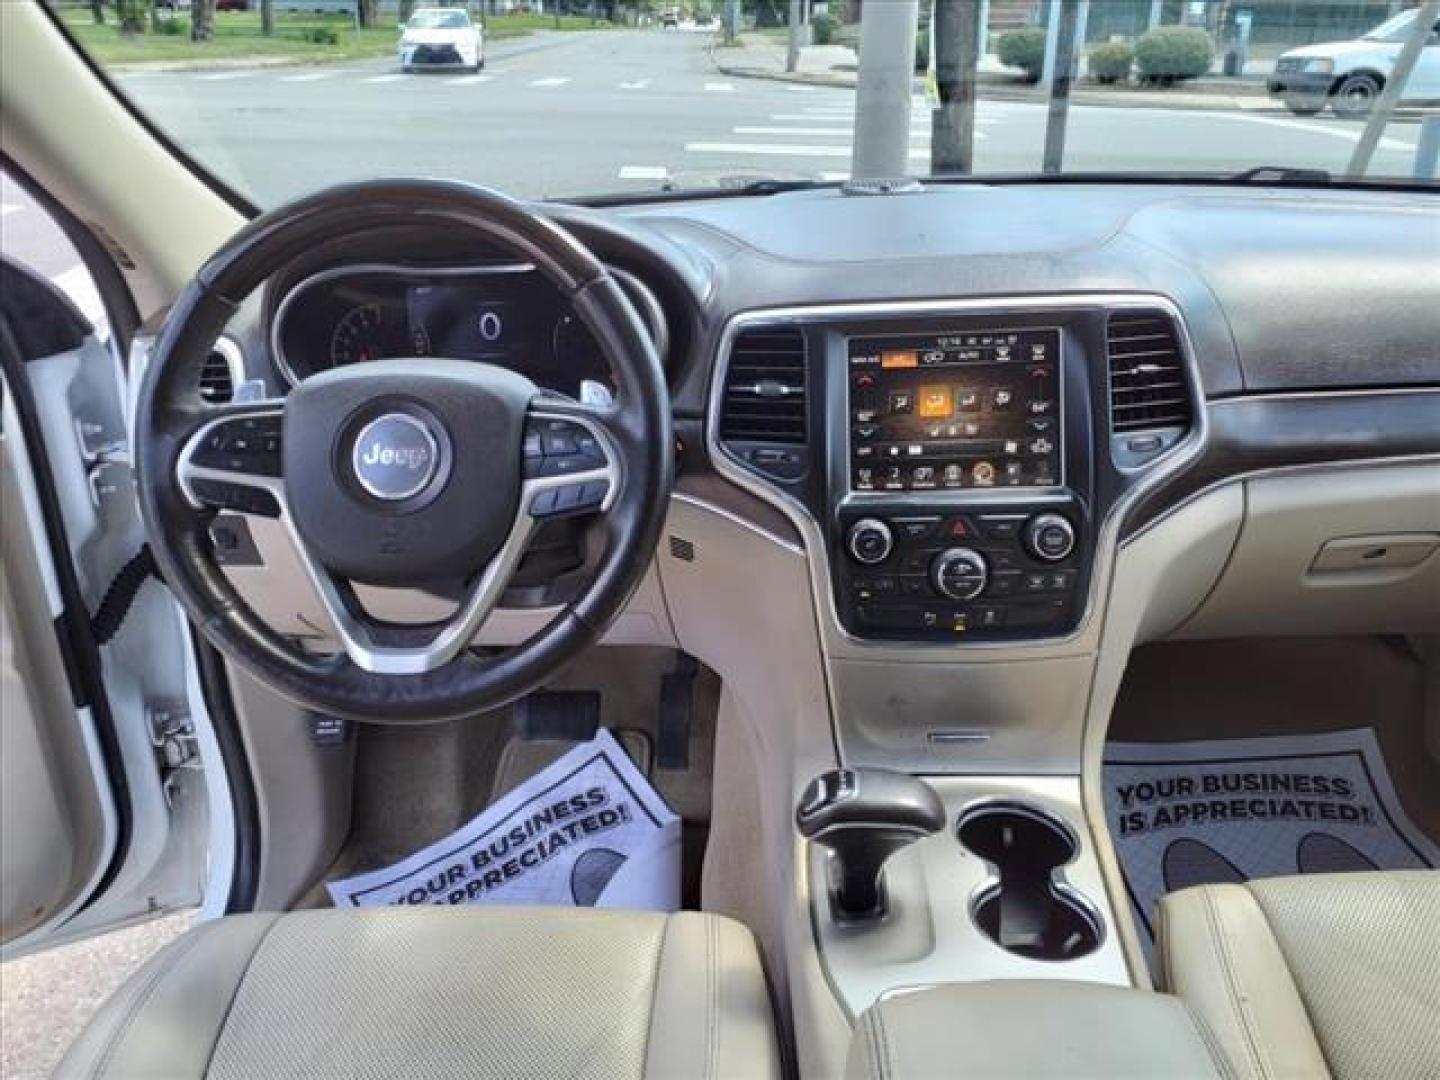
713;32;1288;114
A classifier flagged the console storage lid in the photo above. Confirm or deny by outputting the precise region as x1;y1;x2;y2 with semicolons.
844;981;1226;1080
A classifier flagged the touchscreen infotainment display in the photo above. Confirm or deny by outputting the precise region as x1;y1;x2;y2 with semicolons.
848;329;1060;491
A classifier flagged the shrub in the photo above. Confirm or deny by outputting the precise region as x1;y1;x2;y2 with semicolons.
1134;26;1214;85
998;27;1047;83
156;15;188;35
302;26;340;45
1087;40;1133;84
812;11;835;46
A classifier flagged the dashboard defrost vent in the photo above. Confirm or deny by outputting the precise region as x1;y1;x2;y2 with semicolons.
198;346;236;405
718;326;810;482
1106;310;1192;434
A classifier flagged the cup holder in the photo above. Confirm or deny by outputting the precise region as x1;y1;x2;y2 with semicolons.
957;801;1102;962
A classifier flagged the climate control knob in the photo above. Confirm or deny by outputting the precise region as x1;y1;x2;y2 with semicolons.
847;518;894;566
931;548;989;601
1024;513;1076;562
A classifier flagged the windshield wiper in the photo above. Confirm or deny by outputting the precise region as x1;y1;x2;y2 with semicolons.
1228;166;1333;186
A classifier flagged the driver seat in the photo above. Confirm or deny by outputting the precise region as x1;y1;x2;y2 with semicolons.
57;907;782;1079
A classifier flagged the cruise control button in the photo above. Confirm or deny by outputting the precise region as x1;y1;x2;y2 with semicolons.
530;488;559;516
523;431;544;458
541;430;578;456
553;484;583;512
540;454;591;477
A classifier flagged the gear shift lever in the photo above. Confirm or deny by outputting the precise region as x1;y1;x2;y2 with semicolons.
796;767;946;919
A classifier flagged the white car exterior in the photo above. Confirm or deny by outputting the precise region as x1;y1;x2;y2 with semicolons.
1269;8;1440;117
398;8;484;73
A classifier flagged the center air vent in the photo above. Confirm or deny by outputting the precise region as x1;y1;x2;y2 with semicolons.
721;328;807;443
719;326;809;482
198;343;239;405
1106;310;1192;434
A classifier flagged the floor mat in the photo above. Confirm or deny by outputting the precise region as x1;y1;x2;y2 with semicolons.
1104;728;1440;946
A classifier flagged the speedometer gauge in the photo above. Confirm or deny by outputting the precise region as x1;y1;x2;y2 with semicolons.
329;304;385;368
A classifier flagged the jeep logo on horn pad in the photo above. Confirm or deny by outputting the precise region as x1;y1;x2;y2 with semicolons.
350;413;440;501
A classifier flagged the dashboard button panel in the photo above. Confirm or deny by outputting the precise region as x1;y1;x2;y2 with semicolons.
835;503;1087;641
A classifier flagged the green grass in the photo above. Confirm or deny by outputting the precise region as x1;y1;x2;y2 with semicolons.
59;7;609;68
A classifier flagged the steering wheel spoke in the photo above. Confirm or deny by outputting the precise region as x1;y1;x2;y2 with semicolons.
177;402;287;518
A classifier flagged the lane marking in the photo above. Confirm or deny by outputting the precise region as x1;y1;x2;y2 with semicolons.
280;71;335;82
446;74;493;85
530;76;571;88
619;79;651;90
619;165;669;180
704;81;737;93
686;142;929;159
1217;112;1416;153
363;74;407;84
196;71;255;81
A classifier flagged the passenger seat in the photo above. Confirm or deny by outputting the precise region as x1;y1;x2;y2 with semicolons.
1157;870;1440;1079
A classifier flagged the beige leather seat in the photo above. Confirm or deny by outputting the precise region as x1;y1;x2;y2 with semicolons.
1157;870;1440;1080
58;907;781;1079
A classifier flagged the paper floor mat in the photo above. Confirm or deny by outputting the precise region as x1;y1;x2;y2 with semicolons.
1104;728;1440;944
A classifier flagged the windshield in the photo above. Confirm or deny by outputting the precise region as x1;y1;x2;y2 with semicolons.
58;0;1436;205
408;10;470;30
1362;9;1430;42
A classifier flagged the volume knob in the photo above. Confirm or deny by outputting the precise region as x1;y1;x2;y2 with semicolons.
931;548;989;601
847;518;894;565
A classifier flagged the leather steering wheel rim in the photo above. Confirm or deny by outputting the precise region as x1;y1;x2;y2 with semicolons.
135;179;672;723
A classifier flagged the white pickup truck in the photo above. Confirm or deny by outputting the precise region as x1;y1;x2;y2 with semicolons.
1268;7;1440;117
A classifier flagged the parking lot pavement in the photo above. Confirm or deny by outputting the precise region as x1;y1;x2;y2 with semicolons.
0;912;194;1080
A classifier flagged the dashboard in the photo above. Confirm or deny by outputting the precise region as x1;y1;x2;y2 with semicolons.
218;181;1437;646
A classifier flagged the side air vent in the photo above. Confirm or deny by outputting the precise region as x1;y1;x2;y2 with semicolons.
1106;310;1193;432
198;342;239;405
719;326;809;482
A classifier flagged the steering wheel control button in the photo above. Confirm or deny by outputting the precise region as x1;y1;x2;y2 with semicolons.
524;419;607;478
931;547;989;602
192;415;283;476
191;478;280;518
847;518;894;566
530;479;610;519
1023;513;1077;562
350;413;440;502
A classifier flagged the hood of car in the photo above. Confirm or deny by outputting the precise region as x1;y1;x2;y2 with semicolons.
1280;39;1393;61
402;28;472;45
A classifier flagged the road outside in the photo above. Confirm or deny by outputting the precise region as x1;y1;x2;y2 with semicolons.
108;27;1426;205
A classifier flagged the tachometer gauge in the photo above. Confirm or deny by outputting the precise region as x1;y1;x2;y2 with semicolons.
329;304;385;368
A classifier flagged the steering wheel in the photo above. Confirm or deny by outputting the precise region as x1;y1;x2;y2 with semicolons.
134;180;672;723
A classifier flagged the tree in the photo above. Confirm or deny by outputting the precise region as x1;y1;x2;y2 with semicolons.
398;0;417;22
750;0;783;28
91;1;106;26
261;0;274;36
357;0;380;28
191;0;215;41
117;0;151;34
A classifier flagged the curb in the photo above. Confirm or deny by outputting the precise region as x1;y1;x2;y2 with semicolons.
713;56;1294;115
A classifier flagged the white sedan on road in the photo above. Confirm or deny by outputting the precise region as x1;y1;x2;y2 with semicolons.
398;8;484;73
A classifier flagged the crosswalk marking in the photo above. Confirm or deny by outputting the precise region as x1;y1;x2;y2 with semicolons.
686;142;930;160
735;126;926;136
618;165;668;180
280;72;335;82
704;82;736;93
530;76;570;88
446;74;493;85
363;74;406;84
